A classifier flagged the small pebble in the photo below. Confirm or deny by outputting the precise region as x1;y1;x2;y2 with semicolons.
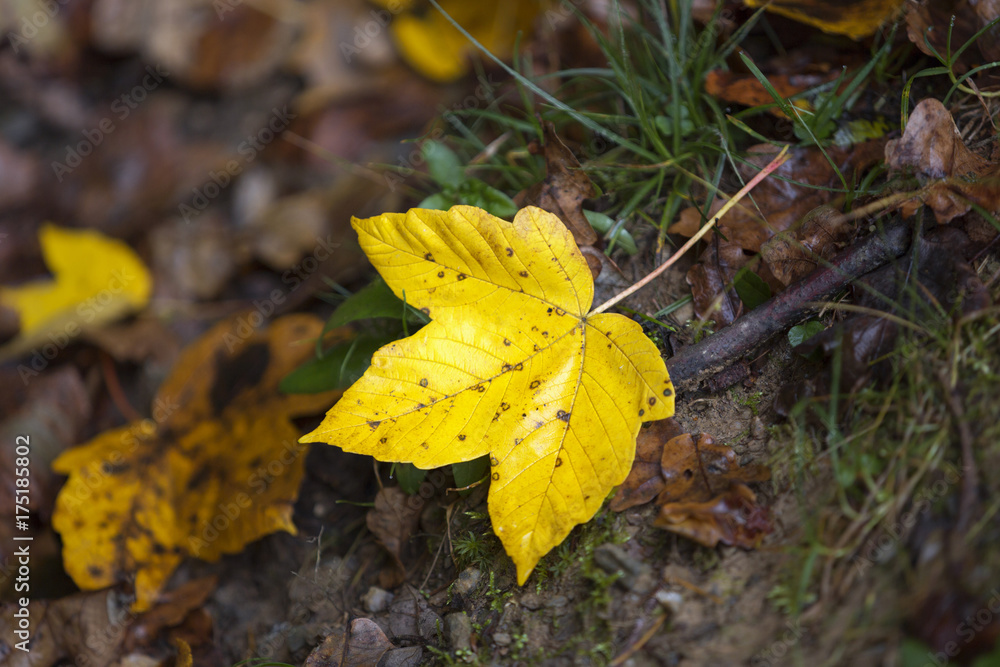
445;612;473;651
655;589;683;614
493;632;511;646
362;586;394;613
454;567;481;596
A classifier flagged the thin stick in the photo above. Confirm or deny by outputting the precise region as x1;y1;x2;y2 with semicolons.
591;146;790;314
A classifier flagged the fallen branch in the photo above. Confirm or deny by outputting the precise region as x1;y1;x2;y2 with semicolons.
666;216;913;390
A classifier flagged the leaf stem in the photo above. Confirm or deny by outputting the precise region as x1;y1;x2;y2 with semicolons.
590;145;790;314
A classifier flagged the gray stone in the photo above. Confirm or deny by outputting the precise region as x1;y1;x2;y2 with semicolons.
453;567;482;596
492;632;511;646
380;646;423;667
593;543;654;593
519;592;544;610
445;612;473;651
363;586;395;613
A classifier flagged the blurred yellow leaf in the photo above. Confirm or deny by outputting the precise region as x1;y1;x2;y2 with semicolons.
0;224;152;360
52;314;341;611
744;0;905;40
302;206;674;584
371;0;540;82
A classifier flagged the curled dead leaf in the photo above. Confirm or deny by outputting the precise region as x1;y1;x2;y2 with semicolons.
654;482;772;548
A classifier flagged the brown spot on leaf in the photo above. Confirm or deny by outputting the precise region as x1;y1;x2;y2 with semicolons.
555;457;563;467
419;378;428;387
424;252;434;261
474;384;486;393
501;402;510;411
421;307;430;316
529;380;541;389
505;247;513;256
503;338;511;346
519;271;529;278
380;437;387;444
368;420;381;430
492;472;500;481
556;410;571;422
457;273;467;281
437;271;445;278
663;388;673;396
639;409;645;417
458;435;466;441
648;397;657;406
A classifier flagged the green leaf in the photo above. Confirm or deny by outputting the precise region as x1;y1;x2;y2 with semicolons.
423;141;464;189
394;463;427;495
583;209;638;255
457;180;518;219
733;267;771;311
418;192;457;211
280;334;395;394
788;320;826;349
327;278;427;330
451;456;490;495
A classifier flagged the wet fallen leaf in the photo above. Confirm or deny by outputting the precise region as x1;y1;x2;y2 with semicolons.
0;224;152;361
905;0;1000;72
126;576;218;650
743;0;905;40
366;486;420;588
52;314;340;611
516;122;599;248
612;428;770;511
705;70;835;117
371;0;540;82
304;618;396;667
759;205;853;286
654;482;772;548
302;205;674;584
885;98;1000;224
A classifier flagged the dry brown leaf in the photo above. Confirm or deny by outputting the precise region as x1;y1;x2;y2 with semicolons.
516;122;599;248
885;98;1000;224
126;576;218;650
51;314;344;611
905;0;1000;72
612;426;770;512
759;205;853;286
0;589;133;667
686;236;750;327
366;486;420;589
303;618;396;667
705;70;835;117
675;141;883;253
609;418;684;511
654;482;772;548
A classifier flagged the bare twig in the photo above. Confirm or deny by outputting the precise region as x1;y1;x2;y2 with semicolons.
666;216;913;388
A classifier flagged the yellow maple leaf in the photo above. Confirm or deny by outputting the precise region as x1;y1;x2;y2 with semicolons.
302;206;674;583
0;223;152;360
52;314;342;611
743;0;905;40
371;0;541;82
